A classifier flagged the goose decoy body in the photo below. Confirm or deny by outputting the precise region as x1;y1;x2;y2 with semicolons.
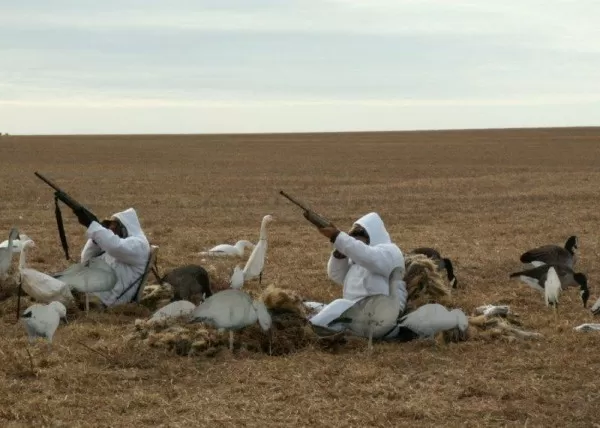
410;247;457;289
519;235;578;269
21;301;68;344
159;264;212;303
0;227;20;281
188;288;272;351
394;303;468;342
509;263;589;308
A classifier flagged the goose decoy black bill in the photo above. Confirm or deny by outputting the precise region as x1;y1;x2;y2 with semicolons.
410;247;458;289
509;263;589;308
519;235;578;269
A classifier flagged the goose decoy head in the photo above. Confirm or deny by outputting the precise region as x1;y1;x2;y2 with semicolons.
581;287;590;308
566;235;578;253
574;272;589;307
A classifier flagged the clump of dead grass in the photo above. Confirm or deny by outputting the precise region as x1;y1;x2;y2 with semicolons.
129;285;322;357
403;254;453;311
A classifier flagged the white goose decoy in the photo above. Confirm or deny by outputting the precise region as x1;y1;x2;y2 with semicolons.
149;300;196;324
0;227;20;281
574;323;600;332
0;232;29;253
18;239;74;305
395;303;469;342
230;264;245;289
21;301;68;345
56;257;117;313
590;297;600;316
199;240;255;257
327;265;406;351
188;288;272;351
243;214;274;284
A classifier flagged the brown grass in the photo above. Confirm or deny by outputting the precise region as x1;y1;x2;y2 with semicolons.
1;127;600;427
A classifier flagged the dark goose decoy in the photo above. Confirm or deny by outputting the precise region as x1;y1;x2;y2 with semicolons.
509;263;589;308
519;235;578;269
410;247;458;289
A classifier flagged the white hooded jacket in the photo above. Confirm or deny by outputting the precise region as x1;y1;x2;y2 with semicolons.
327;212;405;301
80;208;150;307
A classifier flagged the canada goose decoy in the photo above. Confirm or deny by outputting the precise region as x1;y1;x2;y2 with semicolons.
509;263;589;308
543;266;562;325
519;235;578;269
410;247;457;289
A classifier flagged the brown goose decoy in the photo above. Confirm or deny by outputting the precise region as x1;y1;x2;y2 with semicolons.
410;247;457;289
509;263;589;308
519;235;578;269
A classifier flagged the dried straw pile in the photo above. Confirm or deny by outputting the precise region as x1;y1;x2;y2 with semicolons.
128;285;321;358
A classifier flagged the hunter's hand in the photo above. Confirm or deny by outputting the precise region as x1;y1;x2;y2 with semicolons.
318;226;340;241
73;207;98;228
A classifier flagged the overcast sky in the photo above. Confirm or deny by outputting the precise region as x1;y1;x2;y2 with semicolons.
1;0;599;134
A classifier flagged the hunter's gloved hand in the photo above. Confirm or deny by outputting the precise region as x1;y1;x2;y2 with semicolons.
332;249;347;259
73;207;98;228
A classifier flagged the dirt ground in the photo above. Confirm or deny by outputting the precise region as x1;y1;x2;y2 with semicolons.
1;127;600;427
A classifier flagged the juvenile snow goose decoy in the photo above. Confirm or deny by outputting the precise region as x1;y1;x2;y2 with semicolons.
21;301;68;345
0;227;20;281
410;247;458;289
243;214;274;284
519;235;578;269
199;240;255;257
157;264;212;303
509;263;589;308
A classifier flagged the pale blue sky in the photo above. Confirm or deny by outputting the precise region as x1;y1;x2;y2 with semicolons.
1;0;599;134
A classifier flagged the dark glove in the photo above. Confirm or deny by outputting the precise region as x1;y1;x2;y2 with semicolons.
73;207;98;228
332;250;346;259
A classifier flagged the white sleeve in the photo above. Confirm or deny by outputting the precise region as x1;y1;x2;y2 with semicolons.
333;232;401;277
81;239;102;263
86;221;147;265
327;252;350;285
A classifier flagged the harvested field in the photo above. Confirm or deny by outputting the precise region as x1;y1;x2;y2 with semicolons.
1;127;600;427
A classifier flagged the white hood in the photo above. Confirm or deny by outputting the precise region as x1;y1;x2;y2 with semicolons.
111;208;148;243
353;212;391;246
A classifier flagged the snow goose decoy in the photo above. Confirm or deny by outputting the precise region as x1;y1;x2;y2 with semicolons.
148;300;197;324
18;239;74;306
327;265;406;351
0;232;29;253
243;214;274;284
519;235;578;269
410;247;458;289
0;227;20;281
509;263;589;308
188;288;272;352
21;301;68;345
395;303;469;343
199;240;255;257
230;264;244;289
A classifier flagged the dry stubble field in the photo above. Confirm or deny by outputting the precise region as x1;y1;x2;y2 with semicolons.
1;128;600;427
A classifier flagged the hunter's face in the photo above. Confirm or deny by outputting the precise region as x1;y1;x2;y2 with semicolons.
349;224;370;245
103;218;127;238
